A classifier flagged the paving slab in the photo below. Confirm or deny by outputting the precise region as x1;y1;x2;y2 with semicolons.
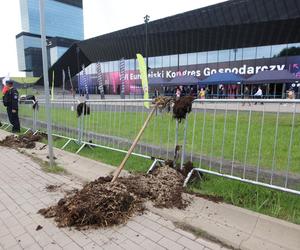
0;130;223;250
0;129;299;250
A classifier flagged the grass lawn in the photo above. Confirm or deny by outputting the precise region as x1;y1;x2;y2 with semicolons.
40;136;300;225
17;87;39;96
44;137;153;173
188;176;300;225
19;104;300;173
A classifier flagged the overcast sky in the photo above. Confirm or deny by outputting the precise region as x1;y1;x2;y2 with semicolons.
0;0;226;77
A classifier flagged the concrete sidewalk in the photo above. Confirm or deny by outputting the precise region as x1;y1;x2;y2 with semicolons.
0;129;299;250
0;131;225;250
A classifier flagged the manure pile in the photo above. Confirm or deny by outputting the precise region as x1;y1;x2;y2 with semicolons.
39;166;188;229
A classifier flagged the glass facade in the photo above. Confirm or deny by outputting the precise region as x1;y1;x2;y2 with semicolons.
19;0;83;40
76;42;300;95
86;42;300;74
17;0;83;76
16;35;41;71
50;46;68;65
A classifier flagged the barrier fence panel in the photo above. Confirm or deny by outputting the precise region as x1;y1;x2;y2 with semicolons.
1;98;299;195
0;100;36;131
185;99;300;195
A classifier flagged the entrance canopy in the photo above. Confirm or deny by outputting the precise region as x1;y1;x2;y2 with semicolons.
169;75;200;86
245;70;298;84
200;72;244;84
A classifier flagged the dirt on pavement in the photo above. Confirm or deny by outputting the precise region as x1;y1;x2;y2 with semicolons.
45;184;62;192
0;132;47;149
39;166;188;229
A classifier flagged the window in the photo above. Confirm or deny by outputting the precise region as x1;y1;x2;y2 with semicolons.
218;50;230;62
170;54;178;66
162;55;170;67
286;43;300;56
104;62;109;72
109;61;114;72
179;54;188;66
115;61;120;72
148;57;155;69
288;42;300;48
86;63;95;74
129;59;135;70
271;44;287;57
125;59;130;70
188;53;197;65
197;52;207;64
230;48;242;61
101;63;105;73
155;56;163;68
256;45;271;59
207;50;218;63
243;47;256;60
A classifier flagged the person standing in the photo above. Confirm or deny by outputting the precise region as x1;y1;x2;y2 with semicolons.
154;88;160;98
254;86;263;105
3;80;20;133
242;86;251;106
1;83;10;127
199;88;206;100
218;85;224;99
175;86;181;99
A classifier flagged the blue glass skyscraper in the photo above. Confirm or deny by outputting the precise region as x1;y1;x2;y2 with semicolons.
16;0;84;76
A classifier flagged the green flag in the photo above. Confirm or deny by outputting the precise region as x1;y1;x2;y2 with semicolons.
136;53;149;109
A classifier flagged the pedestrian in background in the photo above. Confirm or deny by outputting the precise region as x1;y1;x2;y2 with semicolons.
242;86;251;106
199;88;206;100
254;86;263;105
2;80;20;133
176;86;181;99
154;88;160;98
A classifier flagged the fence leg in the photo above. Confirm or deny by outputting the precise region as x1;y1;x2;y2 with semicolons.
33;108;37;132
147;159;158;174
4;124;11;130
77;116;80;143
33;130;39;135
80;113;84;143
77;114;83;144
173;119;179;167
180;115;188;170
76;143;86;154
61;139;72;150
0;122;6;129
183;168;195;187
24;128;31;134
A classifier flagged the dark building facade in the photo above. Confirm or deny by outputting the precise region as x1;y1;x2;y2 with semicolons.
39;0;300;97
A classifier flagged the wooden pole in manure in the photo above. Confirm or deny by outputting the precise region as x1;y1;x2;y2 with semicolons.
111;105;157;183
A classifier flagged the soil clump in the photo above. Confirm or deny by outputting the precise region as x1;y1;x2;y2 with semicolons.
0;131;46;149
45;184;62;192
39;166;187;229
39;180;143;229
172;96;195;122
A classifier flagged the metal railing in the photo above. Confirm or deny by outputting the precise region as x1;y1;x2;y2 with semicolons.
0;98;299;195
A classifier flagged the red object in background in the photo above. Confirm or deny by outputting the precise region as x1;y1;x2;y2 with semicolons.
2;85;9;95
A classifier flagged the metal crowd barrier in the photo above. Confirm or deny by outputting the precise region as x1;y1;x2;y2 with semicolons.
0;98;299;195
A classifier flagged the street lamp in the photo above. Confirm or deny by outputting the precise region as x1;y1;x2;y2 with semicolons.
144;15;150;71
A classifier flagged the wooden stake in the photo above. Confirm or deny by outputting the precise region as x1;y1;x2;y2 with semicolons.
111;105;157;183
